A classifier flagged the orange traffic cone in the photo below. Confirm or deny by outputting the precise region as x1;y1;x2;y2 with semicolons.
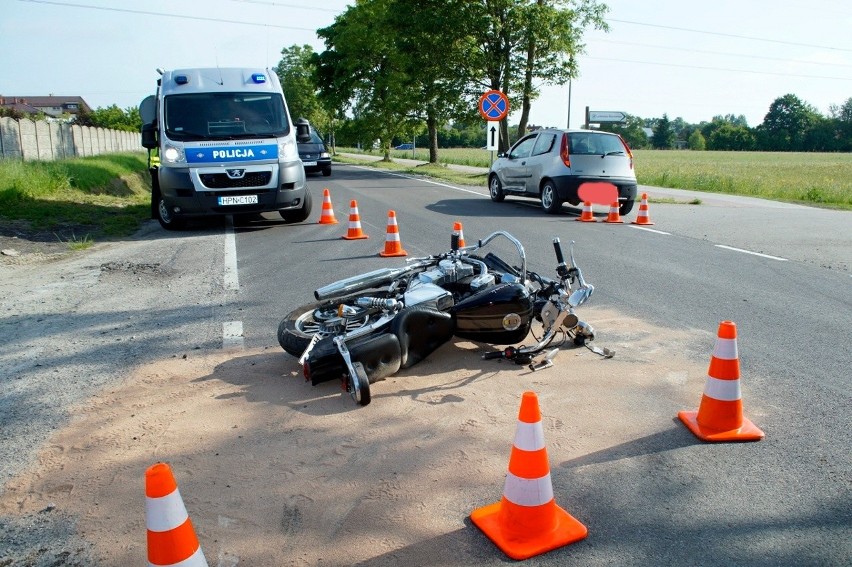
317;188;338;224
379;210;408;257
470;391;587;560
678;321;764;442
342;200;369;240
631;193;654;225
145;463;209;567
453;221;466;248
603;201;624;224
576;201;596;222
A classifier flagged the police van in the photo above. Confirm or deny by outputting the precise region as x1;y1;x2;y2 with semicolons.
140;68;312;229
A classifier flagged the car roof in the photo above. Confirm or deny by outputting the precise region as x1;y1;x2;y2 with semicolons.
532;128;619;136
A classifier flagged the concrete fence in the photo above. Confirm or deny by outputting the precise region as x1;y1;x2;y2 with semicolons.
0;117;141;161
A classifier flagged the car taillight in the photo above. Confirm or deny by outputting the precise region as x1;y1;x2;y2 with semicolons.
560;133;571;167
618;135;634;170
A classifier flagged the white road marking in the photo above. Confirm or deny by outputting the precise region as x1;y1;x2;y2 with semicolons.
222;321;244;350
629;225;671;235
224;216;240;290
223;216;243;349
715;244;788;261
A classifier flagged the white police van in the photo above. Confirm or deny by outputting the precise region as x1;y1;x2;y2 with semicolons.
140;68;312;229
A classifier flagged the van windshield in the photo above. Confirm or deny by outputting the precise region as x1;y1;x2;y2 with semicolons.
164;92;289;141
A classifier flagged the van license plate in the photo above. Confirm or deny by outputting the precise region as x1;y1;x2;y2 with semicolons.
218;195;258;206
302;161;317;166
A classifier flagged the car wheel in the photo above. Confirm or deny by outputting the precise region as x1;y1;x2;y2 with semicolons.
540;180;562;214
489;175;505;202
279;189;313;223
619;198;635;216
322;167;331;177
156;195;186;230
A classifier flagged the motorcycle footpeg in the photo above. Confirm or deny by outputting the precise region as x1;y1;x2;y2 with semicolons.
529;348;559;372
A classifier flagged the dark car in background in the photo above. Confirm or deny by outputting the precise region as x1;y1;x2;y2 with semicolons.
488;129;637;215
296;119;332;177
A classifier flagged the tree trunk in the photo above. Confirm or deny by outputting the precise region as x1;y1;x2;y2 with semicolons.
427;111;438;163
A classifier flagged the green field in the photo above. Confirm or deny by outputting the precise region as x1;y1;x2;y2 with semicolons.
343;147;852;210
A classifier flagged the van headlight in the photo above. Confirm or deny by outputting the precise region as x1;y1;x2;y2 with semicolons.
278;138;299;162
162;144;185;164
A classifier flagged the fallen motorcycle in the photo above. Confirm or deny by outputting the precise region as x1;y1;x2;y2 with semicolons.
277;230;611;406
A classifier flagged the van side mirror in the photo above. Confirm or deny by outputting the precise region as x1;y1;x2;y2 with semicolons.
295;118;311;143
141;122;158;149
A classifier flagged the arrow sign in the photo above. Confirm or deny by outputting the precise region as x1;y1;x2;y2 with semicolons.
486;121;499;151
588;110;627;123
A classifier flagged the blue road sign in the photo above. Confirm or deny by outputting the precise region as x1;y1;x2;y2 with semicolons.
479;90;510;121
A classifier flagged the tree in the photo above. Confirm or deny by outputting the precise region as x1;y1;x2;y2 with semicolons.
513;0;608;139
314;0;418;159
387;0;477;162
756;94;820;151
688;129;706;151
707;123;754;151
275;45;332;136
75;105;141;132
652;114;675;149
598;113;649;149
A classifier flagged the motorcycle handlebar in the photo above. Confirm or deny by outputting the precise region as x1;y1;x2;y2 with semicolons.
553;237;566;265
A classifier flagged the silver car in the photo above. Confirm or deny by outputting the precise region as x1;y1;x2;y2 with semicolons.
488;129;638;215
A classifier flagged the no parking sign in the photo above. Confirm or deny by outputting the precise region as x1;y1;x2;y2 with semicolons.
478;90;510;122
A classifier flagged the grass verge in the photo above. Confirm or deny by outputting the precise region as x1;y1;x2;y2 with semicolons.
0;153;152;245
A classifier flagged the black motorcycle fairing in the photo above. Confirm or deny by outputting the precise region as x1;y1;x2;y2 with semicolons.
390;306;455;369
451;282;534;345
305;332;402;385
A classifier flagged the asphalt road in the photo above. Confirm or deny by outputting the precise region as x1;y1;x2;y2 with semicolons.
1;162;849;565
232;164;851;565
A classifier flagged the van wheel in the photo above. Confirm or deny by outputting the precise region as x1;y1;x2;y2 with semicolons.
322;167;332;177
156;196;186;230
279;189;313;223
540;180;562;214
619;199;635;216
489;175;505;202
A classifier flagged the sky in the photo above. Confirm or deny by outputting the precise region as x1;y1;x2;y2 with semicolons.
2;0;851;130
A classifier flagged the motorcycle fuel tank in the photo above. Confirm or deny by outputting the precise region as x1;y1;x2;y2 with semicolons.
451;282;533;345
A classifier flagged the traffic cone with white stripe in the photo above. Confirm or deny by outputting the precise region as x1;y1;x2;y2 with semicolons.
576;201;596;222
631;193;654;225
145;462;209;567
379;210;407;257
603;201;624;224
342;200;369;240
452;221;466;248
470;391;587;560
318;188;338;224
678;321;764;442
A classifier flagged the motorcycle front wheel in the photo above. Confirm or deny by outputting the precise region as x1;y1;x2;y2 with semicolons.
277;299;374;357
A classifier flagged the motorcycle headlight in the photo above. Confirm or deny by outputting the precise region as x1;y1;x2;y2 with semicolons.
278;137;299;162
162;144;185;164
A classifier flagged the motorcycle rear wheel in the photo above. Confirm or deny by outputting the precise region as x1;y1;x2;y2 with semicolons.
277;299;373;357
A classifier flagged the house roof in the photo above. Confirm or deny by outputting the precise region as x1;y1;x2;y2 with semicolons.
0;95;92;114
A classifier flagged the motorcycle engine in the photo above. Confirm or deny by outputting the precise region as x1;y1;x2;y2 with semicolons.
417;259;474;286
